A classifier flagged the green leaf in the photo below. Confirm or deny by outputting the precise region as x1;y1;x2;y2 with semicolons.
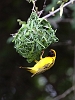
60;3;64;17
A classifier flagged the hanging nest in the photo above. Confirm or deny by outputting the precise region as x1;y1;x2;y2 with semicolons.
12;11;59;63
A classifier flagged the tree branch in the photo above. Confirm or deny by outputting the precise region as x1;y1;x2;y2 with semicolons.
42;0;75;19
54;86;75;100
73;45;75;98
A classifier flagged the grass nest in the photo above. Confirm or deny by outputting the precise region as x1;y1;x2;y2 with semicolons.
12;11;59;63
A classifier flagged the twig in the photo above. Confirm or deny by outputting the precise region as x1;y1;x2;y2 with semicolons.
73;45;75;99
43;0;47;10
54;86;75;100
38;0;47;17
53;45;75;100
42;0;75;19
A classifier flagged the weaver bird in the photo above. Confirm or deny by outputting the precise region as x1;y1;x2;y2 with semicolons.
19;49;56;77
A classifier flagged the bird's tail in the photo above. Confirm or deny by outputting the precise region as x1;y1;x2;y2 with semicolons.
19;66;35;74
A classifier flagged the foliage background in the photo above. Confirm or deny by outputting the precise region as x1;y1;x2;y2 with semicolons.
0;0;75;100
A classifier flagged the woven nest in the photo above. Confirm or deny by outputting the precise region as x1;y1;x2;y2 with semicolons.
12;12;58;63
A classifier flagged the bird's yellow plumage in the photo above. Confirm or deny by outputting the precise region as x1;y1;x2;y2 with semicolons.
19;49;56;77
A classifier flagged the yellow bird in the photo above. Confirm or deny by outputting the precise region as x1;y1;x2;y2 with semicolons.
19;49;56;77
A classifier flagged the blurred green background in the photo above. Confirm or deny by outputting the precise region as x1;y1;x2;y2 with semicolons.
0;0;75;100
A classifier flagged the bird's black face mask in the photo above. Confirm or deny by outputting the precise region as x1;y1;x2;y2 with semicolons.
48;50;55;57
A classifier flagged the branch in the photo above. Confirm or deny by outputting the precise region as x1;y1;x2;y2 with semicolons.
38;0;47;17
73;45;75;98
42;0;75;19
54;86;75;100
53;45;75;100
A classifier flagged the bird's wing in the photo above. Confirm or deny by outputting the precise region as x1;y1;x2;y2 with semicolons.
31;61;54;77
